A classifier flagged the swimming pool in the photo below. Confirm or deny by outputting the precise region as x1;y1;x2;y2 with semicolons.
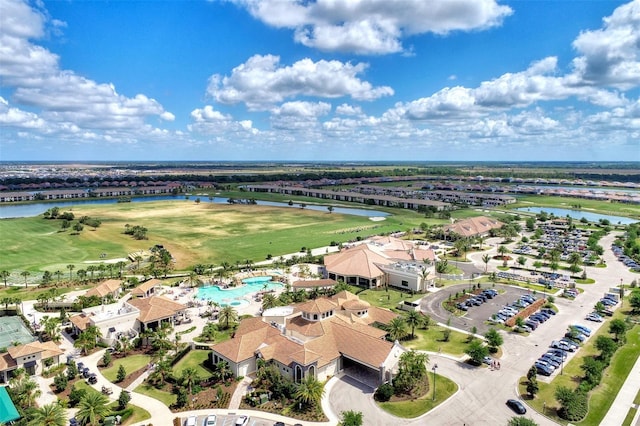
196;276;282;306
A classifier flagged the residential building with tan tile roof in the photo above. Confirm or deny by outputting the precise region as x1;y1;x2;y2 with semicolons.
85;279;123;300
443;216;504;238
324;244;393;288
130;279;163;298
127;296;187;329
0;341;63;382
210;292;404;386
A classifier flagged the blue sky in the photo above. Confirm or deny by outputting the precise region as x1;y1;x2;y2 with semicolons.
0;0;639;162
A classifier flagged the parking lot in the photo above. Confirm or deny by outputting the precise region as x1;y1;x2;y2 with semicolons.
420;283;548;334
180;414;294;426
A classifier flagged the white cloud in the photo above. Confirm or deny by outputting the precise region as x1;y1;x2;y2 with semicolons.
189;105;259;135
270;101;331;130
571;0;640;89
335;103;363;116
232;0;512;54
207;54;393;110
0;96;46;129
0;0;175;141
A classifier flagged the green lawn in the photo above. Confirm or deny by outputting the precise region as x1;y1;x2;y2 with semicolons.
173;349;214;379
0;199;430;274
622;407;637;426
378;373;458;418
403;326;470;356
357;288;421;312
520;314;640;426
134;383;176;407
101;354;152;382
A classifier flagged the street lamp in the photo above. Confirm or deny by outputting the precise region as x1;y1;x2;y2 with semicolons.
432;364;438;401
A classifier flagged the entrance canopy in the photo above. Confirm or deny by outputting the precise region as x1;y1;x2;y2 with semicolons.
0;386;20;423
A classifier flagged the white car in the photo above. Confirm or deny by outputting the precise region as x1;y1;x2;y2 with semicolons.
185;416;197;426
235;416;249;426
585;313;603;323
203;415;216;426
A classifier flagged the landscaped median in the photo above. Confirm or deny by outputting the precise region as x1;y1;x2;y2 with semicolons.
377;372;458;418
518;311;640;425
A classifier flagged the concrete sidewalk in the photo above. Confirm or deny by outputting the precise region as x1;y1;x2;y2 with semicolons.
600;349;640;426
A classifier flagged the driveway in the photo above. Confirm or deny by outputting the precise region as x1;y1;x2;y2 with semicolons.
327;231;636;426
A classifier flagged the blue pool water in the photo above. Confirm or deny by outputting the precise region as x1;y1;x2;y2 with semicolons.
196;276;282;305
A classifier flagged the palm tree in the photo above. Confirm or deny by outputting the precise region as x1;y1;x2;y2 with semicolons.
327;206;334;214
482;254;491;274
181;367;200;395
86;265;96;281
66;264;75;281
568;252;582;272
387;317;408;341
262;293;278;311
218;305;238;330
216;360;232;382
76;269;87;283
0;270;10;288
405;311;422;339
20;270;31;288
116;261;127;277
294;376;325;409
497;245;508;260
149;359;173;386
54;270;63;283
435;259;448;283
73;332;95;356
185;271;199;288
27;402;67;426
76;392;110;426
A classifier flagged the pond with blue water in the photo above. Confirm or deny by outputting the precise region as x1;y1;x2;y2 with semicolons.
196;276;282;306
0;195;389;219
515;207;637;224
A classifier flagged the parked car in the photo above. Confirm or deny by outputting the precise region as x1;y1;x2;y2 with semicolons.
185;416;197;426
524;321;539;330
536;364;553;376
456;302;468;311
549;348;568;360
572;324;592;336
235;416;249;426
565;332;586;343
535;360;555;372
601;309;615;317
544;352;564;365
87;374;97;385
539;355;561;368
482;356;493;365
559;338;579;350
506;399;527;414
489;316;504;324
82;368;91;378
541;308;556;316
203;415;216;426
551;340;575;352
586;313;603;322
273;422;285;426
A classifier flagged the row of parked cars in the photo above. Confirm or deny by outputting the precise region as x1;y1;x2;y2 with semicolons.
72;360;97;384
612;244;640;272
488;293;542;326
535;324;592;376
456;288;498;311
517;306;556;333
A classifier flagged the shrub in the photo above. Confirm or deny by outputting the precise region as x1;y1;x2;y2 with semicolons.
374;383;394;402
54;373;68;392
68;385;86;407
117;364;127;382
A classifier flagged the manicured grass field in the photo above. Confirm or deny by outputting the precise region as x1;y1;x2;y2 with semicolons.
102;354;152;382
0;200;430;274
173;349;214;379
377;372;458;418
134;383;176;407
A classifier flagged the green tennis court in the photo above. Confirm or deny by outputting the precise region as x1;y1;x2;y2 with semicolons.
0;316;36;349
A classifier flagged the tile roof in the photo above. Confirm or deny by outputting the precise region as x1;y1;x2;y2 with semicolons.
86;279;122;298
323;245;392;278
296;298;337;314
7;341;61;359
443;216;504;238
69;313;91;331
0;353;16;371
131;279;162;296
127;296;186;323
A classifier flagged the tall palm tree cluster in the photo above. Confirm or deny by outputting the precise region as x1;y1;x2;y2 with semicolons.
387;310;428;342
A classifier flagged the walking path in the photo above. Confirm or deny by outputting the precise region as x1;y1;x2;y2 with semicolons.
600;333;640;426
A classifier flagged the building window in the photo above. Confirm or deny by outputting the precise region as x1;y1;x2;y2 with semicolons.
401;280;409;287
313;314;318;320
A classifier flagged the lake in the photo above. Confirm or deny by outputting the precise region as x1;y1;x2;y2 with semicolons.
515;207;637;224
0;195;389;219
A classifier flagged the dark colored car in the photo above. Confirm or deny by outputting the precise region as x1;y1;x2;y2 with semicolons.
274;423;285;426
87;373;97;384
507;399;527;414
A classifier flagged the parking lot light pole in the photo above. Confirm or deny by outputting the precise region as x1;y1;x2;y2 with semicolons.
432;364;438;401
